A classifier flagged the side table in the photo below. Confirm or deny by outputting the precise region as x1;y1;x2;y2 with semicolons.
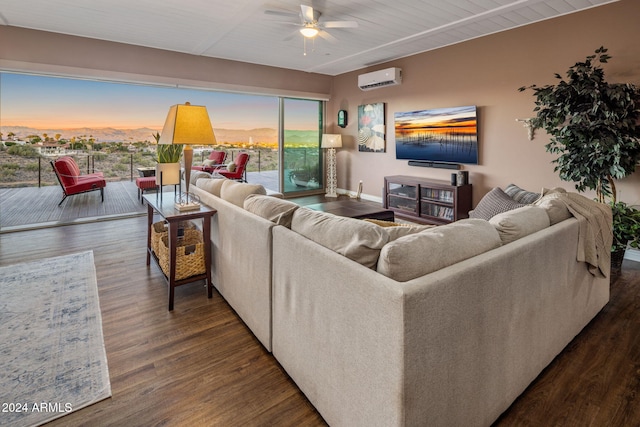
137;167;156;177
143;194;217;310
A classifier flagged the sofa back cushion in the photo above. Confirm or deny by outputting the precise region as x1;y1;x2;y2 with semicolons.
377;219;502;282
244;194;300;228
196;177;226;197
489;206;550;244
364;218;435;240
189;170;211;185
534;191;572;225
220;180;267;207
291;208;389;269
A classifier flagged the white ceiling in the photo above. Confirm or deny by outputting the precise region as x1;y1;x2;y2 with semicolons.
0;0;619;76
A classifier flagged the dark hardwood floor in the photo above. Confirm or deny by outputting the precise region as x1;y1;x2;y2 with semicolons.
0;217;325;427
1;216;639;426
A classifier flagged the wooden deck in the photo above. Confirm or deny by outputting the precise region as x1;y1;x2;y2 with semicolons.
0;181;148;232
0;171;281;232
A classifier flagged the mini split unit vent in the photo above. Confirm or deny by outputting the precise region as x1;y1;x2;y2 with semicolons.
358;67;402;91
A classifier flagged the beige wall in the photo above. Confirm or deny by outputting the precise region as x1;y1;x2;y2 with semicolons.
0;26;333;99
327;0;640;206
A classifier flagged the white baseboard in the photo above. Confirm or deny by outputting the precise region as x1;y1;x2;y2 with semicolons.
337;189;383;204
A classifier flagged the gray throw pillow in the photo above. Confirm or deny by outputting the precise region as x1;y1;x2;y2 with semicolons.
469;187;527;220
504;183;541;204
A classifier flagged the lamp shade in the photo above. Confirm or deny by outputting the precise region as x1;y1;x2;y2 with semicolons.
321;134;342;148
158;102;217;146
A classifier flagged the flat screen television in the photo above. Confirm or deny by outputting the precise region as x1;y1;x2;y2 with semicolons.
395;105;478;165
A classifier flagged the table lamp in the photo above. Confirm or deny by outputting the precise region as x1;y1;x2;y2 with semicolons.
159;102;217;211
321;134;342;198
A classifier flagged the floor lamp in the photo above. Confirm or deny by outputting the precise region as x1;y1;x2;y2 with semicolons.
321;134;342;198
159;102;217;211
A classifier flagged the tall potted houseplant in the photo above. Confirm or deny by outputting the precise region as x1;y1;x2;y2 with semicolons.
519;47;640;267
153;132;183;186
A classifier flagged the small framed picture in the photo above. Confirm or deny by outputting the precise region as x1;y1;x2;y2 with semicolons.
358;103;385;152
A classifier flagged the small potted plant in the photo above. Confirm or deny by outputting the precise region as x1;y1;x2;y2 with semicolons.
610;201;640;273
153;132;183;185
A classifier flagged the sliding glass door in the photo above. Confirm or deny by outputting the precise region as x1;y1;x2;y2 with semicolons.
280;98;323;195
0;71;326;224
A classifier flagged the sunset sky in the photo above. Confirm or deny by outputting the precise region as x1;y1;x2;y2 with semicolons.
0;73;317;130
394;105;477;133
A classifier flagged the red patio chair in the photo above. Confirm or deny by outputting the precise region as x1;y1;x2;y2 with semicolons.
51;156;106;206
192;150;227;173
214;153;250;182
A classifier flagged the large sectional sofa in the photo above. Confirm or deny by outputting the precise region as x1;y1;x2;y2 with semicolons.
185;175;612;427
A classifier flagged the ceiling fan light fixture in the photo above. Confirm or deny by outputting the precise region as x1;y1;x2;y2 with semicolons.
300;26;319;38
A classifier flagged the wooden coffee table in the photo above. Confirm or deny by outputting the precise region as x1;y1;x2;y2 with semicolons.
295;195;395;221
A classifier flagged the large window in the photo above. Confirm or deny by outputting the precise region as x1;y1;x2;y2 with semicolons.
0;72;323;195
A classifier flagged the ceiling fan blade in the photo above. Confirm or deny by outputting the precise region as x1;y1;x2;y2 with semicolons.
272;21;303;27
323;20;358;28
283;29;301;41
301;5;316;22
264;8;298;18
318;30;338;44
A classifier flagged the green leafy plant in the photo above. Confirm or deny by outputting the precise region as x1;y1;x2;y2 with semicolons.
611;201;640;253
519;47;640;203
153;132;183;163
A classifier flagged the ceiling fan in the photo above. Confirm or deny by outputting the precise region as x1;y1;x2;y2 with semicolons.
266;4;358;46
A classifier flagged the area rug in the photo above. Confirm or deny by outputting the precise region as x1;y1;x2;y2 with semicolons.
0;251;111;427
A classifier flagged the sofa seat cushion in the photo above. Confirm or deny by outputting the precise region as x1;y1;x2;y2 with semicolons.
196;177;226;197
489;206;550;244
469;187;527;220
377;219;502;282
220;180;267;207
244;194;300;228
291;208;389;269
67;173;106;193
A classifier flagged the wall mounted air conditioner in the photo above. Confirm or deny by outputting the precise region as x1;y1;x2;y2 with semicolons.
358;67;402;91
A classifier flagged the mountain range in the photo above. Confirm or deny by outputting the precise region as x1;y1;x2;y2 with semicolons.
0;126;281;144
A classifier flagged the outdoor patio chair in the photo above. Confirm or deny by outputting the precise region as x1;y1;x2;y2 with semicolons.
192;150;227;174
213;153;250;182
51;156;106;206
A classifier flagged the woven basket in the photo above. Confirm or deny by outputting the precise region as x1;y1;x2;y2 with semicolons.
157;228;206;280
151;221;195;256
151;221;168;255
